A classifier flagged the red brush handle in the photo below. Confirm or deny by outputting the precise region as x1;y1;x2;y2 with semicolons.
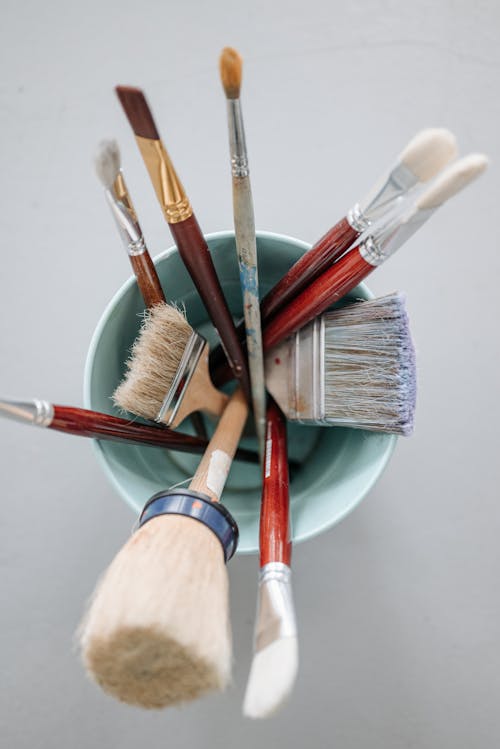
129;252;166;308
51;405;207;452
210;216;359;383
263;248;373;350
169;214;251;401
260;399;291;567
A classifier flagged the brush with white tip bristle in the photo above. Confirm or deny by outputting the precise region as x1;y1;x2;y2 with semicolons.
95;139;165;308
219;46;266;460
262;153;488;351
209;128;457;381
265;293;416;434
243;399;298;719
79;388;248;708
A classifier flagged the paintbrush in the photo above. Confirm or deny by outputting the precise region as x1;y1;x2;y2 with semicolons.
243;399;298;718
95;139;207;440
0;396;259;462
79;388;248;708
209;127;457;377
219;47;266;458
265;293;416;434
262;154;488;351
115;85;251;402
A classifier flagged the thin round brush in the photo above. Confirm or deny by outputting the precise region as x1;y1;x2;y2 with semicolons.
79;388;248;708
265;294;416;434
115;85;251;402
243;399;298;719
209;128;458;376
220;47;266;458
0;396;258;462
95;139;207;440
262;154;488;350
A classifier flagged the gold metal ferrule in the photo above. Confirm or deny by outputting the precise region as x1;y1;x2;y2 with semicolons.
113;172;137;222
135;136;192;224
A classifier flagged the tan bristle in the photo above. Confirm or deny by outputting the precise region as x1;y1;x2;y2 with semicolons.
416;153;488;211
113;303;193;421
219;47;242;99
399;128;458;182
79;514;231;708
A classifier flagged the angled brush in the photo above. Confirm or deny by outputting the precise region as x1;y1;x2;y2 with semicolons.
79;388;248;708
262;154;488;351
115;85;251;402
220;47;266;458
266;293;416;434
243;399;298;718
210;127;457;378
0;397;258;462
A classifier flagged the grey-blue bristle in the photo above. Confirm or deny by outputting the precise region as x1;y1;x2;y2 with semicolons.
323;293;416;435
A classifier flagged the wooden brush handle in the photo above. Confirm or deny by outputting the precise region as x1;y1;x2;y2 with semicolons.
51;405;206;452
263;248;373;350
129;251;166;308
169;214;251;402
209;216;358;384
260;399;291;567
189;388;248;501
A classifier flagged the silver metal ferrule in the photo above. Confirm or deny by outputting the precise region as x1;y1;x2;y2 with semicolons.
227;98;249;178
254;562;297;652
292;317;325;424
359;206;434;267
348;161;418;232
0;398;54;427
156;331;207;425
105;189;146;256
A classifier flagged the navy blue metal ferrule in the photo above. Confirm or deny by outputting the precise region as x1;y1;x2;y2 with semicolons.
138;489;239;562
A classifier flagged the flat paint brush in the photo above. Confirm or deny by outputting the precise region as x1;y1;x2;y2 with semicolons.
95;139;207;440
243;399;298;719
266;293;416;434
262;154;488;351
79;388;248;708
220;47;266;459
0;396;258;462
115;85;251;402
209;128;457;377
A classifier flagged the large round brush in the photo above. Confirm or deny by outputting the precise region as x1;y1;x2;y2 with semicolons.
79;388;248;708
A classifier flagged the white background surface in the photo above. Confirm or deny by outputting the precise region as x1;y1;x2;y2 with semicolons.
1;1;499;746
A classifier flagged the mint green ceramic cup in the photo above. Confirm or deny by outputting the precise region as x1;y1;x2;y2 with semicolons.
84;231;396;553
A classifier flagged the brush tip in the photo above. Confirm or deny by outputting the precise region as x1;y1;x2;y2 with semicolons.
400;128;458;182
416;153;488;210
115;85;159;140
243;637;298;719
219;47;243;99
95;139;121;188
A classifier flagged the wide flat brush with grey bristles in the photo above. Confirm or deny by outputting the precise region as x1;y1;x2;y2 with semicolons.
265;293;416;435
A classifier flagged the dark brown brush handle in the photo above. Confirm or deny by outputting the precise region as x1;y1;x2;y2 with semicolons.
260;399;291;567
209;216;359;382
49;405;257;463
129;252;166;308
169;213;251;401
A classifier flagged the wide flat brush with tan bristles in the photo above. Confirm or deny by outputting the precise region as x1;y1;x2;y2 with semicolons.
79;388;248;708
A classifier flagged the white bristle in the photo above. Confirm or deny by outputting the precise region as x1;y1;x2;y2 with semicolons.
95;139;121;188
416;153;488;211
79;514;231;708
400;128;458;182
243;637;298;719
113;303;193;421
324;293;416;435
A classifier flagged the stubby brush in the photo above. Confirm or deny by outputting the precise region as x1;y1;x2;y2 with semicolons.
79;388;248;708
113;304;228;428
262;154;488;350
115;85;251;401
265;293;416;434
220;47;266;459
209;128;457;378
243;399;298;718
